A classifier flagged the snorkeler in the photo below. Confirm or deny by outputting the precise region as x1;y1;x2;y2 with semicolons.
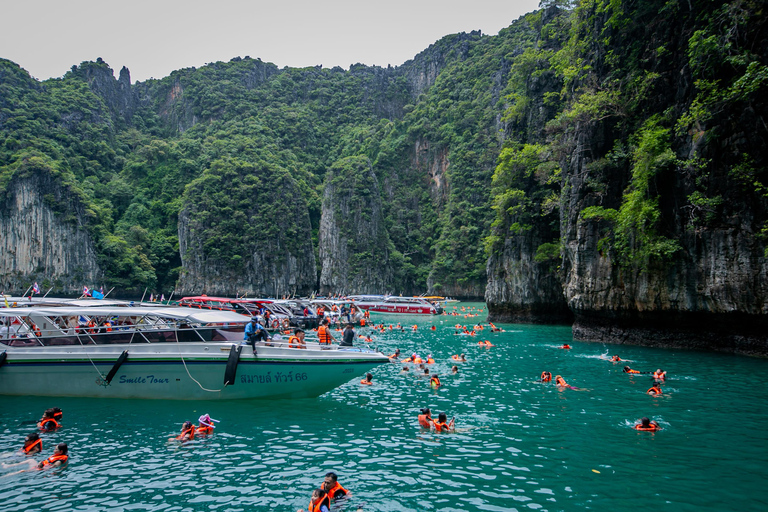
195;414;219;435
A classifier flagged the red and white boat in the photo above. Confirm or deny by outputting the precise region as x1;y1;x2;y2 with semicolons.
347;295;443;315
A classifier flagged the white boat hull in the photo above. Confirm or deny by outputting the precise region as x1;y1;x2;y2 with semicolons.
0;343;388;400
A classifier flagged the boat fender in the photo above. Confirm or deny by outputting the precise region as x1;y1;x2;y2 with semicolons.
105;350;129;384
0;351;6;368
223;344;242;386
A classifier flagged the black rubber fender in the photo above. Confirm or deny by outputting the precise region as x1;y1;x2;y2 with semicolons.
105;350;129;384
223;344;242;386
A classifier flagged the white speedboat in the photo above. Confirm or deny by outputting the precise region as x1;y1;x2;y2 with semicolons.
0;306;388;400
347;295;443;315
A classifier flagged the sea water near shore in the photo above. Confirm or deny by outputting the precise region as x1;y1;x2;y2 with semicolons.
1;303;767;511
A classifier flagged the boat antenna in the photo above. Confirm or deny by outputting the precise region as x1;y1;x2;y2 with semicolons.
103;287;116;299
21;284;33;298
43;286;54;298
139;287;148;303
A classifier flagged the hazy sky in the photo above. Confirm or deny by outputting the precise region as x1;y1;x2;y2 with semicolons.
1;0;541;83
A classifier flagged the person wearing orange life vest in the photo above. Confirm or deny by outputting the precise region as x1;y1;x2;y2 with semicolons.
653;369;667;380
174;421;196;441
540;371;552;383
433;412;454;432
38;407;62;431
1;443;68;475
623;366;642;374
388;348;400;360
301;488;330;512
430;374;441;388
323;471;350;501
195;414;219;435
610;355;621;362
555;375;568;387
360;373;373;385
289;329;307;349
647;382;663;395
317;319;336;347
560;344;571;349
633;417;661;431
21;432;42;454
426;355;435;364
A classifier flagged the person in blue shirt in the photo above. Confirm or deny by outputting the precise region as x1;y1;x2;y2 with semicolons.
244;316;270;351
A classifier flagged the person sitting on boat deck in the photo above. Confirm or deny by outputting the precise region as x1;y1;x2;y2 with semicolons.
360;373;373;385
289;329;307;349
647;382;663;395
634;417;661;431
541;371;552;383
21;433;42;455
340;323;355;347
623;366;642;374
317;319;336;347
452;365;459;373
244;316;271;351
610;355;621;362
430;374;442;388
175;421;196;442
196;414;219;435
38;408;63;431
418;408;433;429
653;369;667;380
301;487;330;512
323;472;350;501
433;412;454;432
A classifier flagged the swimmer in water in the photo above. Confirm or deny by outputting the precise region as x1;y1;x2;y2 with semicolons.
20;432;42;455
647;382;662;395
300;487;330;512
560;344;571;349
633;417;661;431
653;369;666;380
401;366;409;373
452;365;459;374
360;373;373;385
173;421;196;442
433;412;455;432
610;355;621;362
430;374;441;388
2;443;68;475
540;371;552;383
38;407;63;431
623;366;642;374
389;348;400;360
418;408;433;429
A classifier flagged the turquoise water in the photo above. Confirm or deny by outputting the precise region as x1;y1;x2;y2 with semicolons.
1;303;767;511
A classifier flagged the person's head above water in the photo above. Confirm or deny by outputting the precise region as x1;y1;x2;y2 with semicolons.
420;408;431;416
438;412;448;423
640;417;651;427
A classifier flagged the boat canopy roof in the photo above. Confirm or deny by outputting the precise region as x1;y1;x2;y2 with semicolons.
0;306;250;324
179;296;273;305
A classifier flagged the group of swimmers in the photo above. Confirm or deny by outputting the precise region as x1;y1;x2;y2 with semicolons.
172;414;219;442
541;348;669;431
300;472;350;512
417;408;455;432
1;408;69;476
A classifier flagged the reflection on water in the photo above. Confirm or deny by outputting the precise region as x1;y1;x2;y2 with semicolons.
1;304;768;511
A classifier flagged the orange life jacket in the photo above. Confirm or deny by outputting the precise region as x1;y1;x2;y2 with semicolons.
38;454;67;469
430;376;441;387
556;377;567;387
360;319;366;327
177;426;196;441
413;357;423;364
360;379;372;385
561;344;571;349
38;418;60;430
288;335;302;348
433;420;450;432
426;358;435;364
653;371;666;379
326;481;348;500
541;372;552;382
23;439;42;454
308;493;330;512
31;324;42;337
451;355;460;361
318;325;331;344
634;424;660;431
626;369;641;374
647;386;662;395
418;414;432;428
195;425;214;435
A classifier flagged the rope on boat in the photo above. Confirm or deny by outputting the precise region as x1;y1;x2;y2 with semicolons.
75;332;110;386
174;321;226;393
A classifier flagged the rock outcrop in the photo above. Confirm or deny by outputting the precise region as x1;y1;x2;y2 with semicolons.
318;156;393;294
0;166;102;293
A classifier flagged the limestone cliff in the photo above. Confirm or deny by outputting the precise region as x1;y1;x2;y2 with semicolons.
176;162;316;297
318;156;393;294
0;165;102;293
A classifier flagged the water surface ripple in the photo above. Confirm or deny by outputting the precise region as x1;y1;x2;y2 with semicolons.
1;305;767;511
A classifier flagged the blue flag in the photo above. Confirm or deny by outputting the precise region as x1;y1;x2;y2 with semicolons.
91;290;104;300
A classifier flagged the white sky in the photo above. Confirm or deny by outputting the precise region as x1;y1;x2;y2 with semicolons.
1;0;541;83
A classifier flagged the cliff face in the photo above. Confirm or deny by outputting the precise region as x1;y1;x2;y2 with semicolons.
0;167;102;293
318;156;393;294
177;164;316;297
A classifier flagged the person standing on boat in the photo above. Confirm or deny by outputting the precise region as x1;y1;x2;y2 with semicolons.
245;316;271;351
340;323;355;347
317;319;336;347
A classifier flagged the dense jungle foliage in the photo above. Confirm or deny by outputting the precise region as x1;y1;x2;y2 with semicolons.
1;0;765;295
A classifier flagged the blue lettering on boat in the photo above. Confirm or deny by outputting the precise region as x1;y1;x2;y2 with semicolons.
118;375;169;384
